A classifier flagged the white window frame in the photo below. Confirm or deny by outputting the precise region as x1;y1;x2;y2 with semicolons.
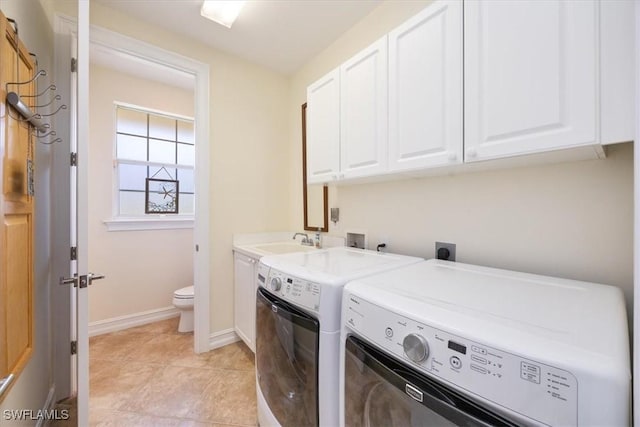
104;101;195;231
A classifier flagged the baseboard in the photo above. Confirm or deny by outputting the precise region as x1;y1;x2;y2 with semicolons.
88;306;180;337
37;386;56;427
209;328;239;350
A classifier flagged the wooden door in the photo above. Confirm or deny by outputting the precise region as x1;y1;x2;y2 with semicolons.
0;11;35;400
340;36;388;180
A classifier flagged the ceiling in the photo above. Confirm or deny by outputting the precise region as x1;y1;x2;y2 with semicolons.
92;0;382;75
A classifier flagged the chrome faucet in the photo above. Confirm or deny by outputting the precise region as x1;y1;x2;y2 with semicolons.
293;232;314;246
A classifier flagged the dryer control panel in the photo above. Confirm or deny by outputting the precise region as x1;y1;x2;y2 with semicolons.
344;293;578;426
262;268;321;313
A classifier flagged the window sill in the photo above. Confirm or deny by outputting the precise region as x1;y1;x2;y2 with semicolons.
104;217;194;232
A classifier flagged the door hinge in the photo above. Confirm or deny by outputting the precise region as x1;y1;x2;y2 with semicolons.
70;341;77;355
70;152;77;166
70;246;77;261
71;57;77;73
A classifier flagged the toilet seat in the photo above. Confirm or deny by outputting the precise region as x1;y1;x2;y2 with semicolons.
173;285;194;299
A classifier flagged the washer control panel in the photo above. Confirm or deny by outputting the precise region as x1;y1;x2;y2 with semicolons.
344;294;578;426
263;268;321;313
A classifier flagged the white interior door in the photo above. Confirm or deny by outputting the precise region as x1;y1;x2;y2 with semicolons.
75;1;90;425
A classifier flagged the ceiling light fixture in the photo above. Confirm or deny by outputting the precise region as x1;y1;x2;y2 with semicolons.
200;1;245;28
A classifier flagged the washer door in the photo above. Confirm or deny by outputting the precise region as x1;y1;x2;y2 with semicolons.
344;335;520;427
256;287;320;427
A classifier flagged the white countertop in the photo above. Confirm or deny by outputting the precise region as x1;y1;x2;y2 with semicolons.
232;231;345;259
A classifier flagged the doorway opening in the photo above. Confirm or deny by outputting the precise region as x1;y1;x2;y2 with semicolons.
84;23;210;351
51;15;211;415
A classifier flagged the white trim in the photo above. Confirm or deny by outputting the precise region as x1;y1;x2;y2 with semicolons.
88;306;180;337
104;217;194;231
86;18;212;354
633;2;639;425
115;101;195;122
76;3;90;425
209;328;240;350
35;387;57;427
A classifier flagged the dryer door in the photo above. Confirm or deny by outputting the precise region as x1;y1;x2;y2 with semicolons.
344;335;521;427
256;287;320;426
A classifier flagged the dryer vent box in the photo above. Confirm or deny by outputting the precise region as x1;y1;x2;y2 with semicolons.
347;232;366;249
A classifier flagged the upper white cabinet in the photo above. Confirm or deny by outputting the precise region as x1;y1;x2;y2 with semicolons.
388;0;463;172
340;36;388;179
464;0;597;162
306;68;340;184
305;0;633;183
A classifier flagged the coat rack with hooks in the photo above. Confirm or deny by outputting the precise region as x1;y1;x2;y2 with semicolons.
5;17;66;145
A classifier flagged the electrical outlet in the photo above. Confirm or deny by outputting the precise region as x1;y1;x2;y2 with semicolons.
435;242;456;261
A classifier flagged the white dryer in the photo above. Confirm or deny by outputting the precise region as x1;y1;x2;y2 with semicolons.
255;247;422;427
340;259;630;426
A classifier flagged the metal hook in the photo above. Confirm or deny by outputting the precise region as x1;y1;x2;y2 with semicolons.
29;52;38;67
30;94;61;109
5;69;46;91
39;104;66;117
35;130;56;139
21;84;56;98
39;137;62;145
6;18;18;36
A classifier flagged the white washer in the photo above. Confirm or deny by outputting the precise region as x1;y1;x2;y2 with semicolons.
255;247;422;427
340;259;631;426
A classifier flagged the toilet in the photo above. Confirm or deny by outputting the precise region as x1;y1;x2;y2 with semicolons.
173;285;194;333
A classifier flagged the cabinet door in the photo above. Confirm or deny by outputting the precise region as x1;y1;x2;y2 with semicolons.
340;36;388;179
388;0;463;172
233;252;257;352
306;68;340;184
464;0;597;162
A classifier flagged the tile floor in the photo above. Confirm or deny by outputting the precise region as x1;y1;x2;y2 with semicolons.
88;317;257;427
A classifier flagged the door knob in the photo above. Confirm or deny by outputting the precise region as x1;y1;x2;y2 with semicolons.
59;275;77;286
80;273;106;288
88;273;105;282
60;273;105;288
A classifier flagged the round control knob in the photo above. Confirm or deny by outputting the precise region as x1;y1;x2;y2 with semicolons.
270;277;282;292
403;333;429;363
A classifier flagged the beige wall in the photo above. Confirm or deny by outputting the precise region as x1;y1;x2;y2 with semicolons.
88;64;195;322
289;1;634;320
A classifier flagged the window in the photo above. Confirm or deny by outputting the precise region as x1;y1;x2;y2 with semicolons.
115;105;195;218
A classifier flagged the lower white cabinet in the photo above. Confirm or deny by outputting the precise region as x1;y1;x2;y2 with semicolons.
233;252;259;352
